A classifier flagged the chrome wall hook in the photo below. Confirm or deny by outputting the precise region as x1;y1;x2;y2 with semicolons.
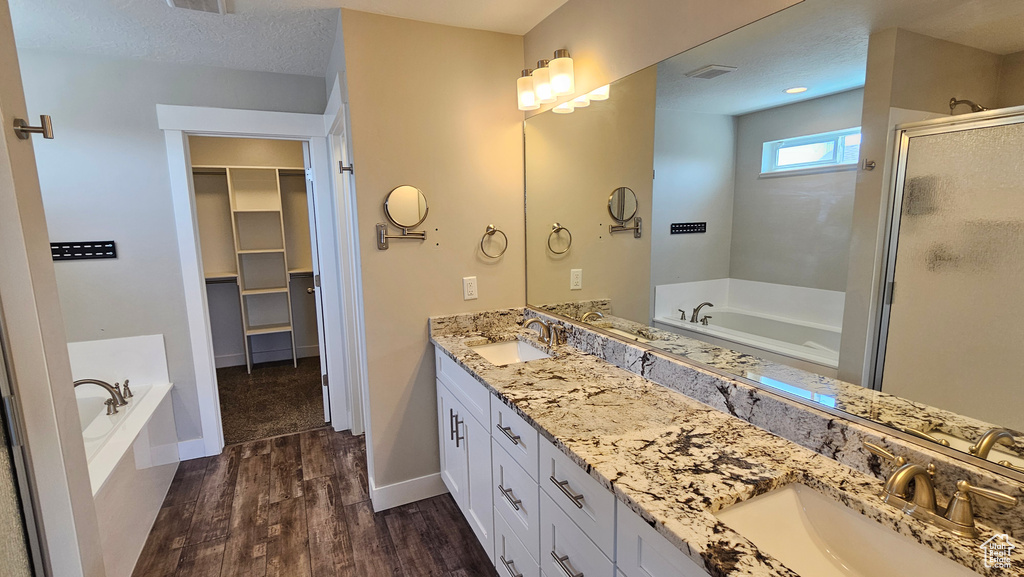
13;115;53;140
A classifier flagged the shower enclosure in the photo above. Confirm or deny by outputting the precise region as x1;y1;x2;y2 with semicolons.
874;108;1024;432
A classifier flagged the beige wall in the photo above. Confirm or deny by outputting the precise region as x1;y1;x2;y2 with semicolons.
523;0;801;115
342;10;525;489
997;50;1024;108
188;136;305;168
651;109;735;288
890;30;1002;115
526;66;656;324
730;89;862;292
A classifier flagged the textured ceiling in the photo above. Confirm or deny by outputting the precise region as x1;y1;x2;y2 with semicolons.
9;0;568;77
655;0;1024;116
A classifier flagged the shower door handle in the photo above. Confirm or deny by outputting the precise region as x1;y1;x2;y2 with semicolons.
13;115;54;140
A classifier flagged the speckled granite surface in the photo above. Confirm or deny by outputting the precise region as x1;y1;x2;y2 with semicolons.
537;304;1024;462
430;309;1024;577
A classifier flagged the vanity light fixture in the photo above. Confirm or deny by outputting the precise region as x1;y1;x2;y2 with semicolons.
588;84;610;101
785;86;808;94
533;60;556;104
572;94;591;108
552;101;575;114
518;69;540;111
549;49;575;96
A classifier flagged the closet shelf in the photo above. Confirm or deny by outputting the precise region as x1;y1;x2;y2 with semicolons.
238;249;285;255
245;323;294;336
233;208;282;213
241;287;289;296
204;271;238;281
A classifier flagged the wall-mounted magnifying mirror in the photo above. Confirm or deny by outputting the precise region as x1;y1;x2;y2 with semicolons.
608;186;638;222
608;186;642;238
377;185;428;249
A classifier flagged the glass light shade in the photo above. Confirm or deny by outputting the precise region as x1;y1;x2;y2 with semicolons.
550;51;575;96
517;75;539;111
552;101;575;114
532;67;556;104
572;95;590;108
588;85;610;101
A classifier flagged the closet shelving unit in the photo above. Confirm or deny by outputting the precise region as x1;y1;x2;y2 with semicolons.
195;164;303;373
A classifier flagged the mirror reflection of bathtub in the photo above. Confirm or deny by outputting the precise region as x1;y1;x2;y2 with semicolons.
68;335;179;577
653;278;843;376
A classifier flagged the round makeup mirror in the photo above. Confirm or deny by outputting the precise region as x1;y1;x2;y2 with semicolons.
608;186;638;223
384;185;429;229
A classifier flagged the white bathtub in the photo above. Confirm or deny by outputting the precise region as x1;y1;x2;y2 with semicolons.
69;335;179;577
654;310;841;372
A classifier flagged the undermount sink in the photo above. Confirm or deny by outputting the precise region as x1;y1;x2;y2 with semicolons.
926;430;1024;469
715;483;975;577
471;340;551;366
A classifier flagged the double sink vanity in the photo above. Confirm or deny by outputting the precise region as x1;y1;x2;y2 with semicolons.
429;308;1023;577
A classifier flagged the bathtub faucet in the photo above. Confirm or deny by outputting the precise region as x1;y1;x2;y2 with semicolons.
691;302;714;323
73;379;128;415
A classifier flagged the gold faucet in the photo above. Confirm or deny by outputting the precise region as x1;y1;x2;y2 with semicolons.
865;441;1019;538
969;428;1016;460
524;318;550;344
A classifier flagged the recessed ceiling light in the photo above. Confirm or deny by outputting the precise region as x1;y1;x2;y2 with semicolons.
785;87;808;94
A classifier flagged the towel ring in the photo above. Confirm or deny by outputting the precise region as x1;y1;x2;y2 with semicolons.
548;223;572;255
480;224;508;258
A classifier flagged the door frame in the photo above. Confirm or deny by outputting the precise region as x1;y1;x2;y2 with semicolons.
870;105;1024;390
158;104;364;457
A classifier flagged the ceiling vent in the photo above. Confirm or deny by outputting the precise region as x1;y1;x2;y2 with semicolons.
684;65;737;80
166;0;227;14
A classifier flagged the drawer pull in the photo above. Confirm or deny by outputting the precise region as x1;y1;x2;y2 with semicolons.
550;551;584;577
550;475;585;509
497;424;522;445
454;414;465;448
449;408;456;441
500;555;523;577
498;483;522;510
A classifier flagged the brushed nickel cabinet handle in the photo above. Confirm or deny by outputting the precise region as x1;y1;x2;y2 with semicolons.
498;484;522;510
454;415;465;448
449;409;456;441
551;551;583;577
549;475;585;509
496;424;521;445
499;555;523;577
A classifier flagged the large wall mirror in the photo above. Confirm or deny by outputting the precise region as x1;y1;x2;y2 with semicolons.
525;0;1024;475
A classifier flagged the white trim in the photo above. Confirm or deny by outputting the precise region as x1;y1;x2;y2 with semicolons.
158;104;358;456
369;473;448;512
177;439;207;461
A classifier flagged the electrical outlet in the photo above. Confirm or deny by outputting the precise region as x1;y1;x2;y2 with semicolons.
463;276;478;300
570;269;583;290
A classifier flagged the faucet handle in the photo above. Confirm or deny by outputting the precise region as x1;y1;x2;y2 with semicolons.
121;379;133;399
677;308;686;321
943;480;1019;533
864;441;908;467
956;480;1019;507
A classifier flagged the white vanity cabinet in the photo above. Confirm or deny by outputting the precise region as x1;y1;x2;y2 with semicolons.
616;503;708;577
435;355;494;562
433;347;711;577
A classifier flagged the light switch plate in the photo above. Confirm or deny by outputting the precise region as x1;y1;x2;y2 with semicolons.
463;276;478;300
570;269;583;290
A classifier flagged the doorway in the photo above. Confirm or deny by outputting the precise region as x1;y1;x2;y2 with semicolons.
189;136;330;444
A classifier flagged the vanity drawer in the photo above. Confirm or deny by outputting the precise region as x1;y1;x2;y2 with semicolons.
539;436;616;557
436;349;490;427
539;491;613;577
493;439;540;563
616;503;709;577
491;396;540;481
495;508;541;577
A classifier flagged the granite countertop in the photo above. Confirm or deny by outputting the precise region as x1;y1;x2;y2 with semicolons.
430;322;1024;577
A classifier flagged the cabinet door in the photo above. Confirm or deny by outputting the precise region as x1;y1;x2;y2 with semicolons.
463;409;494;561
437;382;468;506
616;503;709;577
539;491;614;577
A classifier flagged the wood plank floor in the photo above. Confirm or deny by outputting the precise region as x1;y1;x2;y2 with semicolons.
132;428;497;577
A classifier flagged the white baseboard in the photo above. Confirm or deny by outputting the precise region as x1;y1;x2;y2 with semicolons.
177;439;208;461
369;472;448;511
214;345;319;368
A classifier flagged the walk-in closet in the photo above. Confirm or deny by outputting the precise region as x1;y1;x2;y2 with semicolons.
191;136;327;444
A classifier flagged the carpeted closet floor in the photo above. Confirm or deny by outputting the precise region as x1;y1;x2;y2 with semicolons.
217;357;327;445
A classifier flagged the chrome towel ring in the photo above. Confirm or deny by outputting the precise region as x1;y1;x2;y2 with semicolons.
548;223;572;254
480;224;508;258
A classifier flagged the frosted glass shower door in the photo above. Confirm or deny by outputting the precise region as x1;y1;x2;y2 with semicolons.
878;118;1024;432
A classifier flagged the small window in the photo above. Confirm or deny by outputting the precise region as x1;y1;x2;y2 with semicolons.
761;127;861;176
